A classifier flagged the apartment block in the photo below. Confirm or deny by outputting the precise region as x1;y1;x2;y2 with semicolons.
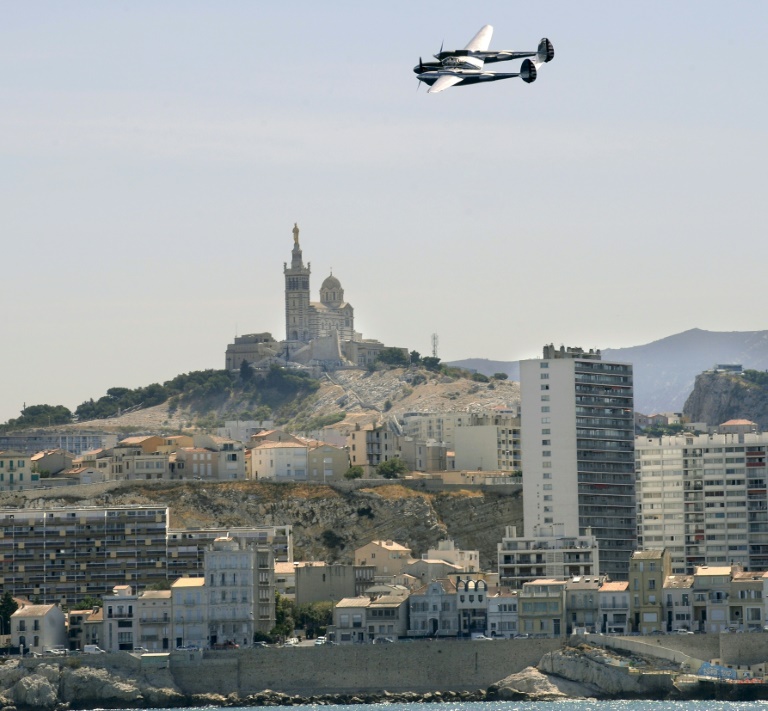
0;505;170;604
347;424;401;473
498;524;599;588
636;431;768;573
520;345;636;579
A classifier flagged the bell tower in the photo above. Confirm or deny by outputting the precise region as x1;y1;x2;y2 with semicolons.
284;223;311;343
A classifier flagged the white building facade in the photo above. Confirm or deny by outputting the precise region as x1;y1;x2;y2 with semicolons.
520;345;636;580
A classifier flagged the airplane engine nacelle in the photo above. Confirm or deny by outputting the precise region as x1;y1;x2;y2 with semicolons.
538;38;554;63
521;58;537;83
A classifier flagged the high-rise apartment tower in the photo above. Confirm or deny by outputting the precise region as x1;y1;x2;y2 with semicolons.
520;345;636;579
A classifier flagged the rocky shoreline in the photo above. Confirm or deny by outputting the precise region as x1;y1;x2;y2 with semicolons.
0;643;752;710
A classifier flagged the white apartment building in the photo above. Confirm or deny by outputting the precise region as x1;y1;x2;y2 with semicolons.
520;345;636;580
205;536;257;647
498;524;600;588
636;431;768;573
250;441;308;480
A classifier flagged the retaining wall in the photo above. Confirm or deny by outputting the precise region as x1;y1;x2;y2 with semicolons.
169;638;562;695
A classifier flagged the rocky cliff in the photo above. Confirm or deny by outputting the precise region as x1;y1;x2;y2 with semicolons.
684;371;768;429
2;480;522;569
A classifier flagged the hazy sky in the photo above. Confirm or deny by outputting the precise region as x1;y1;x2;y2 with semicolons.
2;1;767;424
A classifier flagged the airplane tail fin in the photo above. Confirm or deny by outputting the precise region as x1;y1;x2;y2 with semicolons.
521;58;537;83
536;38;554;64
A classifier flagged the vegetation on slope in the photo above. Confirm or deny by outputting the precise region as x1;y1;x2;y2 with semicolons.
1;365;321;431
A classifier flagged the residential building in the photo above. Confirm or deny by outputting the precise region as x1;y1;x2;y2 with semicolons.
424;539;480;572
407;580;458;638
456;578;490;637
171;578;207;649
400;438;447;473
166;525;293;581
662;575;694;633
30;449;74;476
136;590;172;651
453;413;521;473
347;424;401;473
205;536;260;647
0;451;37;491
629;549;671;634
332;592;408;644
517;579;567;638
520;345;636;580
498;524;600;588
0;432;117;456
402;559;463;586
11;603;67;654
295;562;375;605
565;575;603;633
250;441;308;481
486;590;518;638
355;540;415;577
0;505;170;604
692;564;734;633
598;581;630;634
306;441;349;482
102;585;138;652
636;430;768;573
729;570;764;632
274;562;297;599
83;607;103;647
66;608;97;651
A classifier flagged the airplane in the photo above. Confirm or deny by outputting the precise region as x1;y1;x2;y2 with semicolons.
413;24;554;94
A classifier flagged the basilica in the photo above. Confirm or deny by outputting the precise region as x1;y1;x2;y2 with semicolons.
225;225;401;371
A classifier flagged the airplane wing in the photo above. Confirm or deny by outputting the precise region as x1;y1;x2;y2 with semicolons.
464;24;493;52
428;74;464;93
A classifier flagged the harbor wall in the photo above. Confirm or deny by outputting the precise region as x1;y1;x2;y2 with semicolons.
169;638;563;695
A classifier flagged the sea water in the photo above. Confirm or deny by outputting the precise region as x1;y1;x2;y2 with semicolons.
85;702;768;711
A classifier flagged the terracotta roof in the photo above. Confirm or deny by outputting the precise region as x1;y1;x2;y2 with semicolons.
599;581;629;592
720;419;756;426
631;549;665;560
274;562;296;575
252;441;306;450
171;577;205;588
694;565;732;576
335;597;371;608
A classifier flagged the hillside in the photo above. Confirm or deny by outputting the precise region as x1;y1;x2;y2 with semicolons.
1;480;523;570
449;328;768;414
58;367;520;434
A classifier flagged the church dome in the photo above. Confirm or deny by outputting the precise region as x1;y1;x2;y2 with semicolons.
321;274;341;291
320;273;344;306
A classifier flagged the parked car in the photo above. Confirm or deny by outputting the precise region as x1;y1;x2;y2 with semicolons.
83;645;106;654
133;646;150;653
314;636;327;646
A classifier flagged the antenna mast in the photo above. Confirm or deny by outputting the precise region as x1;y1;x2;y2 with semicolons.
431;333;439;359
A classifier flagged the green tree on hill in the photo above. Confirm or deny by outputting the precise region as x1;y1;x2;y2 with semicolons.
377;457;408;479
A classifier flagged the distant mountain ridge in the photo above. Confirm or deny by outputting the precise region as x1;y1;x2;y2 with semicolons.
448;329;768;414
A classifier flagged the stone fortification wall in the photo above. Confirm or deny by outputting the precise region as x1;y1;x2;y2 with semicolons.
169;639;563;695
719;633;768;666
585;633;720;667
